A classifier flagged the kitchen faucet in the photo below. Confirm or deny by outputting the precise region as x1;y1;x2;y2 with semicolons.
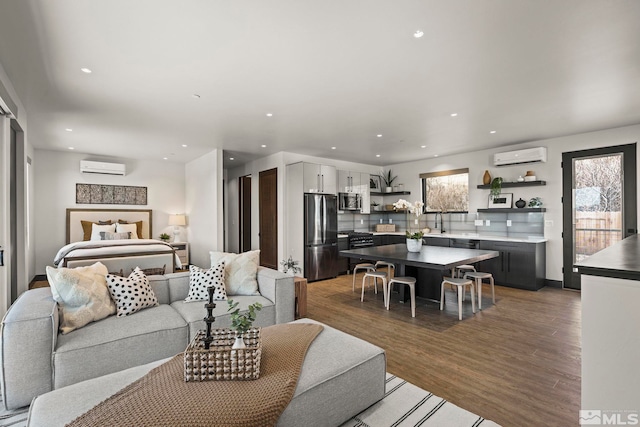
435;212;446;233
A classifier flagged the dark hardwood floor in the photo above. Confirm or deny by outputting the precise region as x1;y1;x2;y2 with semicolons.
306;274;581;427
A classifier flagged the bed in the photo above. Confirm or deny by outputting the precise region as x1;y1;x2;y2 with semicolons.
56;208;182;274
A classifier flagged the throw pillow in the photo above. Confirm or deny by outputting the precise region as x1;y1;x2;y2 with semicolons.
81;220;112;241
46;262;116;334
209;250;260;295
115;222;139;239
90;223;116;241
99;231;131;240
117;220;144;239
185;263;227;302
106;267;158;317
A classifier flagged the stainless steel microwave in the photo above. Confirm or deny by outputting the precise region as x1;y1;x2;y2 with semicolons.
338;192;362;211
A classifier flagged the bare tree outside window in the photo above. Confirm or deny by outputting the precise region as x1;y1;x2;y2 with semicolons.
420;169;469;213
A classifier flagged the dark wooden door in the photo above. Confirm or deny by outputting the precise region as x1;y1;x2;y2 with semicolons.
259;168;278;269
239;175;252;253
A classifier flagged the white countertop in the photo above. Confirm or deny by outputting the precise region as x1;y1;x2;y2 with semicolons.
339;231;546;243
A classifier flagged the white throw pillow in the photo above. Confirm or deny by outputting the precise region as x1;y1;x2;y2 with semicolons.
46;262;116;334
209;250;260;296
90;224;116;241
185;263;227;302
115;222;139;239
106;267;158;316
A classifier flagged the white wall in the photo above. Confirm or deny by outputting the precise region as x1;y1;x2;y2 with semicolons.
185;149;224;268
386;123;640;282
225;152;380;271
33;149;186;274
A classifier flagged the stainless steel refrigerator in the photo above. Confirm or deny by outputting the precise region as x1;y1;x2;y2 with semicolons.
304;193;339;282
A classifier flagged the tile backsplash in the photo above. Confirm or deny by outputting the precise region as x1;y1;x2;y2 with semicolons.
338;211;544;238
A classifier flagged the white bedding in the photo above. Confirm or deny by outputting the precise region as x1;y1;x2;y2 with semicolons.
54;239;182;269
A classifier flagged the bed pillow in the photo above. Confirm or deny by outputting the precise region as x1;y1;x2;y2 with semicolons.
81;220;112;241
185;263;227;302
90;223;116;241
115;222;139;239
117;220;143;239
99;231;131;240
209;250;260;296
45;262;116;334
105;267;158;317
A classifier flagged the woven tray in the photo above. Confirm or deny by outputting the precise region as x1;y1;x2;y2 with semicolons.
184;328;261;382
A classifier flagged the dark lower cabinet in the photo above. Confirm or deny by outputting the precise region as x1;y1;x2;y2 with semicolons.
423;236;450;247
337;237;349;275
478;241;546;290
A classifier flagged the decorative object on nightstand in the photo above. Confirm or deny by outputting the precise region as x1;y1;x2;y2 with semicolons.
159;233;170;242
168;214;186;242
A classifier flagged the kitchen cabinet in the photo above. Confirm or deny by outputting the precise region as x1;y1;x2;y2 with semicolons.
338;170;371;214
424;237;450;247
303;163;336;194
337;237;349;275
478;241;546;290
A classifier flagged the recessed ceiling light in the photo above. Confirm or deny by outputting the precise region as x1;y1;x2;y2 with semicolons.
377;134;382;138
192;94;201;99
420;145;426;148
181;144;188;147
376;154;381;158
163;157;168;160
450;113;458;117
65;128;73;132
68;147;74;150
261;144;267;148
434;154;439;157
490;130;497;134
414;30;424;38
229;157;235;160
331;146;336;150
80;68;92;74
266;113;273;117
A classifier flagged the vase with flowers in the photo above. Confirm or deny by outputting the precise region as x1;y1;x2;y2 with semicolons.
393;199;425;252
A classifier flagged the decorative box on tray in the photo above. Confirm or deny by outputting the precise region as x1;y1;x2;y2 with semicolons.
184;328;262;382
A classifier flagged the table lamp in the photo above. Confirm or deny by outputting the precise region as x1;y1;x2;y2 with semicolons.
168;214;186;242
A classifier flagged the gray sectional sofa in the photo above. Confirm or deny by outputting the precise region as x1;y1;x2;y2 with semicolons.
1;267;295;410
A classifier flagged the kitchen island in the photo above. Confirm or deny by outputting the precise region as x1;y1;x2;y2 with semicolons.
576;235;640;415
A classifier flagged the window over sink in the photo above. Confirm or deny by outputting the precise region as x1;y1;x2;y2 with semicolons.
420;168;469;213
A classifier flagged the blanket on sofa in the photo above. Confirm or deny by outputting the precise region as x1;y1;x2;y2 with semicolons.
66;323;324;427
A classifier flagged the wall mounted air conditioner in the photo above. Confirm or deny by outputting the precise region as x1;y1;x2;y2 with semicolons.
80;160;126;176
493;147;547;166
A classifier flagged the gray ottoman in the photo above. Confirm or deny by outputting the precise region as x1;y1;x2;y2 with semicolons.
28;319;386;427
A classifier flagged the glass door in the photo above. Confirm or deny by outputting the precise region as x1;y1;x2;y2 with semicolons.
562;144;637;290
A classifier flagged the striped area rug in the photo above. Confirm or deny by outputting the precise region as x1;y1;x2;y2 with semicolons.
1;374;500;427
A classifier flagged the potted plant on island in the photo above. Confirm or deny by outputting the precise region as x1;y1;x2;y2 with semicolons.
159;233;171;242
227;300;263;349
393;199;426;252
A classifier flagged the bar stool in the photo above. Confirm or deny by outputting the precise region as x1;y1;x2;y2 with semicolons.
440;277;476;320
352;263;376;292
464;271;495;310
454;264;476;278
361;271;388;307
375;261;395;279
387;277;416;317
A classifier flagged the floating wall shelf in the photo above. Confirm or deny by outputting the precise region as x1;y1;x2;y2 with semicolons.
476;180;546;189
370;191;411;196
477;208;546;213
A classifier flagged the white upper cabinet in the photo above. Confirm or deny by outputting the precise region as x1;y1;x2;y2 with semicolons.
337;169;371;213
303;163;336;194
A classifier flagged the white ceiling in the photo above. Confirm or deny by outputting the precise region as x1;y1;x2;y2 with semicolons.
0;0;639;168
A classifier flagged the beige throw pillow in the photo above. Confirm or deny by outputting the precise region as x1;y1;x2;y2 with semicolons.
209;250;260;296
46;262;116;334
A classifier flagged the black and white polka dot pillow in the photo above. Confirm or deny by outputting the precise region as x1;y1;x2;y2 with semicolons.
185;262;227;302
106;267;159;317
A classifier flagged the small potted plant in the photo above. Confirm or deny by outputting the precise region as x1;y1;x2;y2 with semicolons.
490;177;503;200
280;256;301;276
380;169;397;193
405;230;424;252
227;300;262;349
370;201;380;211
159;233;171;242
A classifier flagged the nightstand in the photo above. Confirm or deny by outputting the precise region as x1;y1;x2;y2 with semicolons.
170;242;189;267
